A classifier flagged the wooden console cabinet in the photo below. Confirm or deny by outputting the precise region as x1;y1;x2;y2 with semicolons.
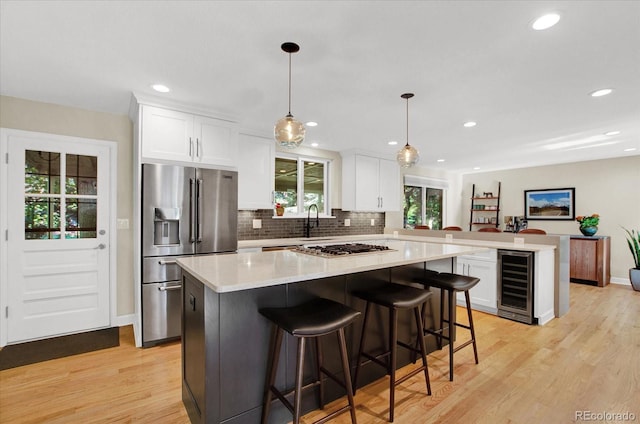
570;236;610;287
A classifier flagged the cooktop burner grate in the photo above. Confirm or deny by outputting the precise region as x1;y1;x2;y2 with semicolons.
294;243;394;258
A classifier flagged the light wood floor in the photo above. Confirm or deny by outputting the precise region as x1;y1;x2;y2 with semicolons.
1;283;638;424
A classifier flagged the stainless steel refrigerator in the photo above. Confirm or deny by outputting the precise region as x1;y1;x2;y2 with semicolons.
141;163;237;346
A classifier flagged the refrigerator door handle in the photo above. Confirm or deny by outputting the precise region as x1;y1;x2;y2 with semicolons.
197;178;203;242
189;177;196;242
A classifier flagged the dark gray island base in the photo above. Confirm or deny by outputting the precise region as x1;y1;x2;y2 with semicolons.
181;265;453;424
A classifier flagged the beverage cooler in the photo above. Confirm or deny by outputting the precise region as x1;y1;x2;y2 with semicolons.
497;250;535;324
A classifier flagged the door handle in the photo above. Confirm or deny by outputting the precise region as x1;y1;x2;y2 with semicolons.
189;137;193;157
196;138;201;158
189;178;196;242
95;243;106;250
158;285;182;292
196;179;204;243
158;259;177;265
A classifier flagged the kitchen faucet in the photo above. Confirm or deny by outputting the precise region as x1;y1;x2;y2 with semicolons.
305;204;319;238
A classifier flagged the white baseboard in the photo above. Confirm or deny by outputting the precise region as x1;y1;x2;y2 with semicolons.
114;314;135;327
610;277;630;286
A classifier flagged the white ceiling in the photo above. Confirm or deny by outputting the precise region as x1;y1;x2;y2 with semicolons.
1;0;639;173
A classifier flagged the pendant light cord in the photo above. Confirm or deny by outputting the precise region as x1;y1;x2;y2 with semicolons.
405;96;409;147
288;53;292;116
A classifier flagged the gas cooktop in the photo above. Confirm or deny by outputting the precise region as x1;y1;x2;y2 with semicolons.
294;243;394;258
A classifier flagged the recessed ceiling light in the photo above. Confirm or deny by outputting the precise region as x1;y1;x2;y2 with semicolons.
388;141;398;146
311;142;319;147
590;88;613;97
532;13;560;30
151;84;170;93
306;121;318;127
437;159;445;163
604;131;621;136
473;167;481;170
463;121;477;128
624;148;637;152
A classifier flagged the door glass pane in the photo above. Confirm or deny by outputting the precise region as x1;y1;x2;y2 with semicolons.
274;157;298;213
425;188;443;230
303;161;324;212
25;197;61;239
65;198;97;239
403;186;422;228
25;150;60;194
66;154;98;195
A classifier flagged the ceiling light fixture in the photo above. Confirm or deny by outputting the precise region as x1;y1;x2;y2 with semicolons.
532;13;560;30
590;88;613;97
274;42;305;149
463;121;477;128
396;93;420;168
437;159;445;163
388;141;398;146
306;121;318;127
311;142;319;147
604;130;621;136
152;84;170;93
624;148;637;152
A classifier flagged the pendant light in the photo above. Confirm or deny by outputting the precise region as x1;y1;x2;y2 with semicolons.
274;42;305;149
396;93;420;168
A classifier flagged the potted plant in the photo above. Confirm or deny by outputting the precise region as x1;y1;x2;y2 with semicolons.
623;227;640;291
576;214;599;236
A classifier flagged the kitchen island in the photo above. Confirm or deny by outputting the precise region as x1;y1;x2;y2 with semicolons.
175;238;553;424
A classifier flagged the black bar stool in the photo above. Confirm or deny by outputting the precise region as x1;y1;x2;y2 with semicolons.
420;272;480;381
260;297;361;424
352;283;432;422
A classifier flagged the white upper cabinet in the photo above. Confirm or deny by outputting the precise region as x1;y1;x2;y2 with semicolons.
140;104;238;168
237;133;275;210
341;152;400;211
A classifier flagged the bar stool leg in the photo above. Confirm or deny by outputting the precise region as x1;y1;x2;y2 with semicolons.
389;308;398;422
336;328;358;424
293;337;306;424
437;289;445;349
413;307;431;395
261;327;284;424
315;337;325;409
465;290;479;364
352;302;371;394
448;290;455;381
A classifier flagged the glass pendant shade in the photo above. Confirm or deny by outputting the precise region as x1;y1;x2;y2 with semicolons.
397;143;420;168
274;114;305;149
275;42;305;148
396;92;420;168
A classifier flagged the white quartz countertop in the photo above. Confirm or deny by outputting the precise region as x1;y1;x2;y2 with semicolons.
177;239;488;293
238;233;557;252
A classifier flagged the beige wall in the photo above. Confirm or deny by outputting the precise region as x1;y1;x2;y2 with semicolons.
0;95;134;316
461;157;640;281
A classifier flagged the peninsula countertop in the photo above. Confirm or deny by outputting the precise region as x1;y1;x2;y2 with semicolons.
176;239;488;293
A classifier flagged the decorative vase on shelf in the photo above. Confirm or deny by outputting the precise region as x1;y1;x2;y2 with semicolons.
579;226;598;236
275;206;284;216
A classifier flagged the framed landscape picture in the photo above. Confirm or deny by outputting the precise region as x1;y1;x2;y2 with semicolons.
524;188;575;220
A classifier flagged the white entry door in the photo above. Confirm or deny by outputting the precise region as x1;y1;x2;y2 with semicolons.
4;131;112;343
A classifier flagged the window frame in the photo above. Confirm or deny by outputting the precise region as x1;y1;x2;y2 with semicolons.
403;175;449;230
274;153;331;217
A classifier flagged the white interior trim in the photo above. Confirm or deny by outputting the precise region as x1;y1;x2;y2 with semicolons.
404;174;450;190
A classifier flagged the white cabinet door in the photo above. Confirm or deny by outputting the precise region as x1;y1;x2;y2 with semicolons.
456;257;497;314
238;133;275;209
141;105;193;162
378;158;400;211
194;116;238;168
354;155;380;211
342;153;401;212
